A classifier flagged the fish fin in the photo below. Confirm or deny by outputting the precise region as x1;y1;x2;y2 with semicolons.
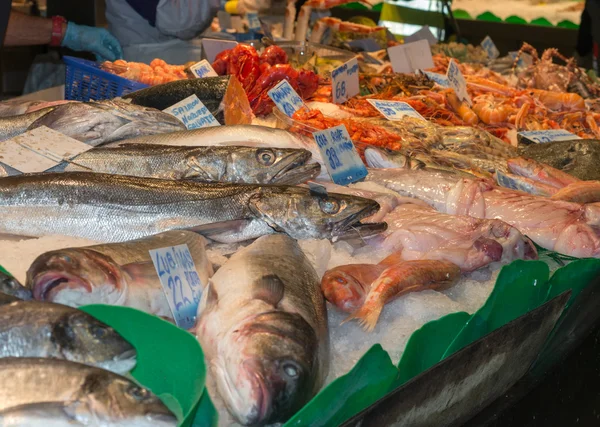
121;261;160;283
205;281;219;310
378;251;404;267
185;220;252;236
343;303;383;332
252;274;285;307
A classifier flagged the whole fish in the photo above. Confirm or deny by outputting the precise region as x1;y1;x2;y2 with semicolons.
65;144;320;185
0;107;56;142
0;172;383;243
0;358;176;426
321;264;386;313
19;100;184;146
112;125;330;180
196;234;329;425
27;231;213;318
124;75;253;125
0;300;136;374
0;100;72;117
0;270;32;300
0;402;97;426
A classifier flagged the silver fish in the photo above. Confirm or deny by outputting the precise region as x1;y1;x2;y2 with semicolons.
0;100;72;117
0;358;176;426
197;234;329;425
64;144;320;185
0;172;384;243
27;231;213;320
0;107;56;142
0;271;31;300
22;100;184;146
0;300;136;374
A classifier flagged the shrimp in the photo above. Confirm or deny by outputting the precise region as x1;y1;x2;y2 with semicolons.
472;95;512;125
528;89;585;111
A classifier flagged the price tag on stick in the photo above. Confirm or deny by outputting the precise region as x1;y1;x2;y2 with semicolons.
446;59;471;105
331;58;359;104
150;244;204;330
388;39;434;73
517;130;581;144
188;60;218;78
421;70;449;87
268;80;305;117
366;99;425;121
163;95;220;129
481;35;500;59
312;125;367;185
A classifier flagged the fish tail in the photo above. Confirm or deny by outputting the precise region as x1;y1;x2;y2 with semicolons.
344;303;384;332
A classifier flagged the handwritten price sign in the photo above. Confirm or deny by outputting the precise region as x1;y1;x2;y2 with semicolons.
313;125;367;185
481;35;500;59
331;58;359;104
163;94;220;129
189;60;218;78
517;130;580;144
446;59;471;105
268;80;305;117
150;244;204;329
366;99;425;121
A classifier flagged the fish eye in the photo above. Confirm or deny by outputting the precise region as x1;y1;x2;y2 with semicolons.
257;149;276;166
127;385;151;401
91;325;108;339
282;362;299;378
319;198;340;215
336;277;347;285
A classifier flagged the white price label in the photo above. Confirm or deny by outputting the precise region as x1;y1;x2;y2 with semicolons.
268;80;305;117
189;60;218;78
366;99;425;121
163;95;220;129
481;36;500;59
446;59;471;105
0;126;93;173
246;12;261;30
313;125;367;186
518;130;581;144
422;70;449;87
388;39;434;73
404;25;438;46
331;58;360;104
202;38;238;63
150;244;204;330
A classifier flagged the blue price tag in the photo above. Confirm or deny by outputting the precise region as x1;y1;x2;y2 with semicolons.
150;244;204;330
331;58;359;104
446;59;471;105
366;99;425;121
312;125;367;186
189;60;218;78
481;35;500;59
163;95;220;129
518;130;580;144
246;13;261;31
268;80;305;117
422;70;449;87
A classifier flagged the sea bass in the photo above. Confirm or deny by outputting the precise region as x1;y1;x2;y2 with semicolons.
13;100;184;146
0;107;56;142
197;234;329;425
0;358;176;426
65;144;320;184
123;75;253;125
0;172;383;243
112;125;330;180
27;231;213;319
0;300;136;373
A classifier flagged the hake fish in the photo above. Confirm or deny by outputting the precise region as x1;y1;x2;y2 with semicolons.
197;234;329;425
27;231;213;319
0;172;384;243
0;300;136;374
65;144;320;185
0;358;176;426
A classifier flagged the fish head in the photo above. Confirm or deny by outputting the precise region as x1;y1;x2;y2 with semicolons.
52;310;137;374
27;249;128;307
215;311;318;425
248;186;387;240
81;373;177;426
321;267;367;312
0;272;31;300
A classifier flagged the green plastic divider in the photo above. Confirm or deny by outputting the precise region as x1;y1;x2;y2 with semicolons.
0;265;11;276
530;17;553;27
476;11;503;23
448;7;578;28
505;15;528;25
545;259;600;310
193;391;219;427
338;2;383;12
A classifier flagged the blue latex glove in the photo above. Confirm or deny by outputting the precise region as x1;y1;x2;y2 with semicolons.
61;22;124;62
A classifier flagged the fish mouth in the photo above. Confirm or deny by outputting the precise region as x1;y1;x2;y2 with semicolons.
333;202;387;239
270;151;320;185
32;272;92;301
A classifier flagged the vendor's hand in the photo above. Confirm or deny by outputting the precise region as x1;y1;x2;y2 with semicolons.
61;22;123;62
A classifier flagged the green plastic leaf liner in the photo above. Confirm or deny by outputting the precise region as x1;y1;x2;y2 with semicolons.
80;305;214;427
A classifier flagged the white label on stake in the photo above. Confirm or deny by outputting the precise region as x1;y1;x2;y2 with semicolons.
0;126;93;173
331;57;359;104
202;38;238;63
189;60;218;78
163;95;220;129
150;244;204;330
404;25;438;46
388;44;412;73
481;35;500;59
313;125;367;186
518;130;581;144
446;59;471;105
388;39;434;73
268;80;304;117
247;12;261;30
367;99;425;121
422;70;449;86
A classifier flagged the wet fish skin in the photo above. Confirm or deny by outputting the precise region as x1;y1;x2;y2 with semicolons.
65;144;320;185
0;107;56;142
0;300;136;374
197;234;328;425
0;357;176;426
0;172;383;243
321;264;386;313
0;271;32;300
27;231;213;318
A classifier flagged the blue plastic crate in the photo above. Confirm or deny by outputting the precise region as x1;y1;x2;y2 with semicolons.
64;56;149;101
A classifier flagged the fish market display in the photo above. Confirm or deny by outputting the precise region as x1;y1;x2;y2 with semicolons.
197;234;329;425
0;172;383;243
102;58;189;85
0;300;136;373
0;357;176;425
65;144;320;184
27;231;212;317
123;75;253;125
